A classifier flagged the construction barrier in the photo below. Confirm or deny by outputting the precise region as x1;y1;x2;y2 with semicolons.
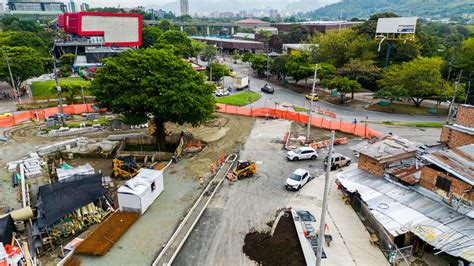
216;104;383;139
0;104;98;128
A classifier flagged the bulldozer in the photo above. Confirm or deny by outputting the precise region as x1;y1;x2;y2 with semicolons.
113;156;139;179
228;160;257;181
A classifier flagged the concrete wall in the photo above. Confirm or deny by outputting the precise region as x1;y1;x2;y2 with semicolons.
358;154;385;177
419;166;473;205
455;105;474;128
440;126;474;148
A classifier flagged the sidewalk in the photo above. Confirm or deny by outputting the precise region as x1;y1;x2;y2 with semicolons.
287;167;388;266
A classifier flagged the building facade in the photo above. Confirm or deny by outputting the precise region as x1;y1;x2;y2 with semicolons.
440;105;474;148
180;0;188;16
7;0;65;13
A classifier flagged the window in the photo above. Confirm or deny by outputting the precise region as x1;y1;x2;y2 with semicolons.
435;176;451;192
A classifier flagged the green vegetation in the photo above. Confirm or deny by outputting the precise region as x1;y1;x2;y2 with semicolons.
368;103;449;115
65;117;110;128
91;48;215;148
31;78;89;100
214;92;261;106
293;106;310;112
308;0;473;20
381;121;444;128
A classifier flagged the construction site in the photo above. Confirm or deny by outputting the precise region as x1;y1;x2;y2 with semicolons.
1;102;472;266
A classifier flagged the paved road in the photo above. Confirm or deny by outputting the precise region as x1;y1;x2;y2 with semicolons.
223;61;446;124
174;119;387;265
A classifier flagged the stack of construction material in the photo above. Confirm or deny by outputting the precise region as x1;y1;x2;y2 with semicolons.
23;156;43;178
36;138;83;156
57;164;95;182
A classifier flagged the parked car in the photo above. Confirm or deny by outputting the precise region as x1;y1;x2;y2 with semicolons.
261;84;274;94
48;113;72;121
286;147;318;161
305;93;319;101
323;153;351;170
215;88;230;97
285;168;312;191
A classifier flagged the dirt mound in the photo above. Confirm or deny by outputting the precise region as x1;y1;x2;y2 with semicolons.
243;212;305;266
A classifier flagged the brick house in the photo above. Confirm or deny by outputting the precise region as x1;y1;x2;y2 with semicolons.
420;144;474;207
440;105;474;148
353;135;419;177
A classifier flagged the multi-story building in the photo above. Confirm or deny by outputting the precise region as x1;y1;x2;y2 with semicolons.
7;0;65;14
67;0;76;12
269;9;278;18
79;3;88;11
440;104;474;148
180;0;188;16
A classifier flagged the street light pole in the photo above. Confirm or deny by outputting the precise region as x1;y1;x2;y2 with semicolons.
52;55;65;123
266;49;270;81
447;70;463;124
316;130;335;266
2;47;18;103
306;64;318;141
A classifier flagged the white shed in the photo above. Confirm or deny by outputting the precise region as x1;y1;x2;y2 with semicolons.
117;168;164;215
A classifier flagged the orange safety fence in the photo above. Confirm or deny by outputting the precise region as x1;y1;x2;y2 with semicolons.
0;104;99;128
216;103;383;139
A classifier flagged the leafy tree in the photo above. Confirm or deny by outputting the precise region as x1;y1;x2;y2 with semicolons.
286;54;314;85
155;30;193;57
250;54;270;77
185;26;198;36
199;44;218;61
231;50;241;63
59;53;76;65
337;59;380;98
279;24;309;43
378;57;444;107
270;54;289;80
49;80;90;104
0;46;45;91
3;31;48;54
190;40;206;59
158;19;174;31
374;86;408;104
241;51;254;63
206;63;230;83
177;15;193;22
317;62;336;82
311;29;356;68
1;16;40;32
91;48;215;147
142;26;163;48
455;38;474;75
328;76;360;104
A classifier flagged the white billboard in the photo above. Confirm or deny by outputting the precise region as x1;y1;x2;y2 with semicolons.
376;17;418;34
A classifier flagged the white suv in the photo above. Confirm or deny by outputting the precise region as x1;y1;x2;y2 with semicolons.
286;147;318;161
285;168;312;191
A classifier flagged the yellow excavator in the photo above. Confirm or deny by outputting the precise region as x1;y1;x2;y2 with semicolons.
227;160;257;181
112;156;139;179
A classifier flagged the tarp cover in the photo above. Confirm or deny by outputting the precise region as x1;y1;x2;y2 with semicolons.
36;174;106;228
0;214;14;244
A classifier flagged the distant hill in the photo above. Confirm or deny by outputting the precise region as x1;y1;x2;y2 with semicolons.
308;0;474;20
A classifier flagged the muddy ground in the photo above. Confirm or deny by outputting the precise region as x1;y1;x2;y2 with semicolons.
243;211;305;266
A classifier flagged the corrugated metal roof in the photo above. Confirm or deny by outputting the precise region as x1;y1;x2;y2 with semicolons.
352;135;419;163
337;168;474;262
423;144;474;185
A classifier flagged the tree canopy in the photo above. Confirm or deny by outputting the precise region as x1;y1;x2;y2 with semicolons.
91;48;215;146
155;30;193;57
0;46;46;91
141;26;163;48
378;57;444;106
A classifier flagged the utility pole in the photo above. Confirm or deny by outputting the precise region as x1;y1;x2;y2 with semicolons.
209;56;213;84
52;55;65;123
306;64;318;141
316;130;335;266
2;47;18;103
266;49;270;81
447;70;463;124
81;85;85;104
465;73;471;104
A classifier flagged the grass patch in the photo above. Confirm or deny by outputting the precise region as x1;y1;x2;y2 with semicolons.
215;91;261;106
293;106;310;112
65;117;110;128
382;121;444;128
31;78;90;100
368;103;448;115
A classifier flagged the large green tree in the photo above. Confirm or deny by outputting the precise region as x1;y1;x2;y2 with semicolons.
286;54;314;85
455;38;474;75
2;31;48;54
378;57;444;107
91;48;215;147
206;63;230;83
155;30;193;57
337;59;380;98
250;54;270;77
158;19;174;32
49;80;90;104
141;26;163;48
270;54;289;80
199;44;218;61
0;46;45;91
328;76;361;104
